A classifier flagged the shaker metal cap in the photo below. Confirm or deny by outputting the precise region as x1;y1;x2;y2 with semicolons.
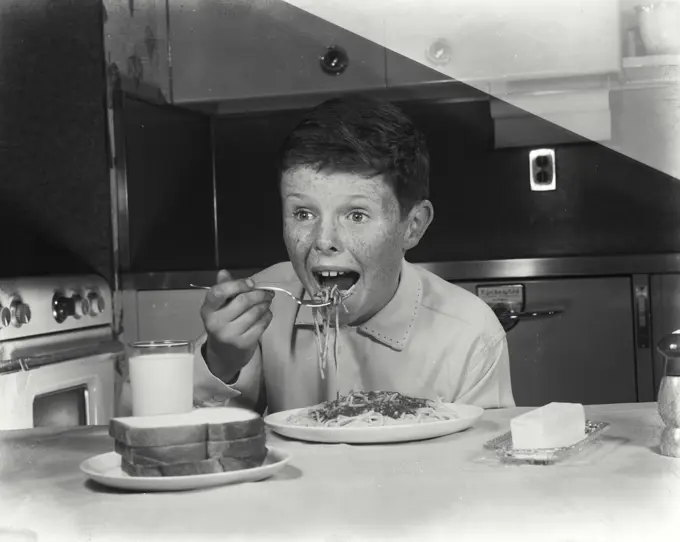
657;330;680;376
665;357;680;377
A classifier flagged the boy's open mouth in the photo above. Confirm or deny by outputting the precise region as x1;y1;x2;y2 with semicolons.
312;270;360;295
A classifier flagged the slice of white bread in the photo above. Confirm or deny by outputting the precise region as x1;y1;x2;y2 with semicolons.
120;451;267;477
109;407;264;447
114;433;267;466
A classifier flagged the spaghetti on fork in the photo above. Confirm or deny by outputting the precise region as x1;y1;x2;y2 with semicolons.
311;285;350;396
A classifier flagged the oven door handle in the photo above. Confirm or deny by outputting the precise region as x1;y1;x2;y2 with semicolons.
0;340;125;375
494;307;564;332
504;308;564;321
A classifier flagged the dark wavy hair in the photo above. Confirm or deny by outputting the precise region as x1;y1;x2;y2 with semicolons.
278;95;430;217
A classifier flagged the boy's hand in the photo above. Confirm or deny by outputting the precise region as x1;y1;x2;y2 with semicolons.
200;270;274;381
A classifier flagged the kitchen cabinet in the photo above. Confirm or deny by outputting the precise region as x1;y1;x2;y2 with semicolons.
385;0;621;89
385;0;622;148
104;0;626;115
169;0;386;105
456;277;639;407
1;0;112;281
104;0;386;107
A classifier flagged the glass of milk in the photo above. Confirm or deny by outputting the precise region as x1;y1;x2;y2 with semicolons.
128;340;194;416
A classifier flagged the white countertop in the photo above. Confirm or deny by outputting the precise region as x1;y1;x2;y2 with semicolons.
1;403;679;542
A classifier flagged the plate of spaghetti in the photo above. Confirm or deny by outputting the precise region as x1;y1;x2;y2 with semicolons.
264;390;484;444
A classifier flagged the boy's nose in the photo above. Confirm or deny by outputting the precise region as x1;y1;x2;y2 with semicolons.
314;221;341;254
314;238;339;254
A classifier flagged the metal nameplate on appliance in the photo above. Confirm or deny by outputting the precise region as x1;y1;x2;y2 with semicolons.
476;284;525;312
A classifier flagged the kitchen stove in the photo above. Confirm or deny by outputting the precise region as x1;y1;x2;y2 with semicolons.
0;275;124;430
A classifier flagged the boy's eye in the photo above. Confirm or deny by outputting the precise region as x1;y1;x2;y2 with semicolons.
293;210;314;221
348;211;368;223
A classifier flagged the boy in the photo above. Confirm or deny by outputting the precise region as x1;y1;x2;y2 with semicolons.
193;95;515;414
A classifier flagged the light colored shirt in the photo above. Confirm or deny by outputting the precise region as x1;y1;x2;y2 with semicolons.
192;259;515;413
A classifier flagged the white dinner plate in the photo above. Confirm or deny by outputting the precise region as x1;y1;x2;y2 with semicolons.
264;403;484;444
80;446;290;492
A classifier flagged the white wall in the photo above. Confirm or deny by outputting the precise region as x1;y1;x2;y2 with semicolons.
120;289;207;344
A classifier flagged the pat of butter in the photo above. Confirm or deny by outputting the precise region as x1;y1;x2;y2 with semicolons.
510;402;586;449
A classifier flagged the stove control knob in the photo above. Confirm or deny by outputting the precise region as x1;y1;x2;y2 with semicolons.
0;305;11;328
11;300;31;327
87;292;105;316
72;294;89;319
52;293;75;324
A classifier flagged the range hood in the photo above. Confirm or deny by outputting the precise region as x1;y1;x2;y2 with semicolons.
490;88;612;148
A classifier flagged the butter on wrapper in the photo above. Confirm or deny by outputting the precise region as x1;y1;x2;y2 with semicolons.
510;402;586;450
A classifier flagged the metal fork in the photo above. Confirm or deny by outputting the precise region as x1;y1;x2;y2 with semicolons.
189;283;333;308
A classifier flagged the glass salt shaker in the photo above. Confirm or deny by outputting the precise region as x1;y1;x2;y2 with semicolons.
656;330;680;458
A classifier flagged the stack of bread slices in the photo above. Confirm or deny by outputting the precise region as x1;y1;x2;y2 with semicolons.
108;407;267;477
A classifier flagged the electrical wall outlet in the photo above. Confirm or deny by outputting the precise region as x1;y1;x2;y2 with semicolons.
529;149;556;191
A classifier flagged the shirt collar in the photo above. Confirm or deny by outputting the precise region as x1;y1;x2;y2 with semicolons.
294;259;422;352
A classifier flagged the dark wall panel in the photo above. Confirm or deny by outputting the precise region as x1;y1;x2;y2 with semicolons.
400;100;680;262
123;98;215;272
213;111;298;270
0;0;112;281
211;97;680;271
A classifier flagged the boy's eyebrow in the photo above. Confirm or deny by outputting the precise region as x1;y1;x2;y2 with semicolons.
284;193;378;204
346;195;379;206
284;192;307;200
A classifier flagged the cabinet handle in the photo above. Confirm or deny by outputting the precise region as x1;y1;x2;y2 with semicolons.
635;285;650;349
426;38;452;65
320;46;349;75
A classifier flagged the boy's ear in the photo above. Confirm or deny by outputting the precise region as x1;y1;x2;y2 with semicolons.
403;200;434;251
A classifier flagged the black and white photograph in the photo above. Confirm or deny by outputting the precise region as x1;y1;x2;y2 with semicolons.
1;0;679;540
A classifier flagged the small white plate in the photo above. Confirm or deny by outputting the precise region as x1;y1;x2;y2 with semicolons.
80;446;291;492
264;403;484;444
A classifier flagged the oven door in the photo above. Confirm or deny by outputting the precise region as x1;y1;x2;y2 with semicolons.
0;341;124;430
454;277;639;406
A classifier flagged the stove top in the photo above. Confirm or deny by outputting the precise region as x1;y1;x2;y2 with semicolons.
0;275;113;342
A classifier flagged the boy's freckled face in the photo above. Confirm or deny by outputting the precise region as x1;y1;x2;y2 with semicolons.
281;166;409;326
